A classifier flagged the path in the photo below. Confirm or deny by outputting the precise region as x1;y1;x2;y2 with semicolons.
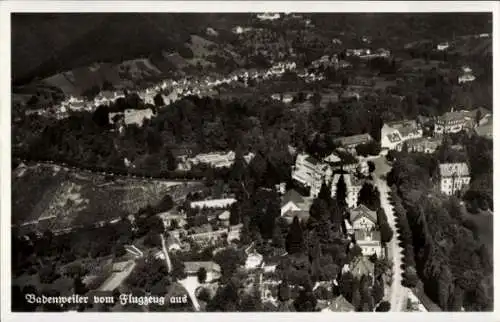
178;276;201;311
160;234;200;311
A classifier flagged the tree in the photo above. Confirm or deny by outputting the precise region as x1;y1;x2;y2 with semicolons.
154;93;165;108
336;174;347;209
278;281;291;301
286;217;305;255
293;286;317;312
272;225;286;249
155;194;174;213
372;280;385;305
376;300;390;312
376;208;393;243
92;105;110;127
368;161;375;173
311;92;322;108
213;248;247;281
358;182;380;210
197;267;207;284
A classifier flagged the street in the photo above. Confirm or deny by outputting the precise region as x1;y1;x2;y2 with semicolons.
371;155;409;312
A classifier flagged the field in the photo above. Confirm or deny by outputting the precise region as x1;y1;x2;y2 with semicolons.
12;164;203;233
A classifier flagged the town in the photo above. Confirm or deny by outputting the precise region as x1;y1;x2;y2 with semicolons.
10;11;493;314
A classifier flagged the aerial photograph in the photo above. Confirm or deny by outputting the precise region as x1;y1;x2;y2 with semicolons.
10;11;493;313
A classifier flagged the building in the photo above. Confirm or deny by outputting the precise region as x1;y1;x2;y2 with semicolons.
184;261;221;282
334;134;373;153
437;42;449;51
157;210;186;229
434;109;475;134
245;251;264;270
190;198;237;209
381;120;422;151
330;173;364;208
349;255;375;279
189;151;235;168
292;153;332;197
458;73;476;84
439;163;471;196
280;190;311;224
475;122;493;139
349;204;378;234
354;230;383;257
398;137;442;154
218;210;231;227
321;295;355;312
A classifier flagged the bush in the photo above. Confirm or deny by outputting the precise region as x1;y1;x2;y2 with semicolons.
376;300;391;312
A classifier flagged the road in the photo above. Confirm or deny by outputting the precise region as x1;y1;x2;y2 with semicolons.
371;155;409;312
160;234;201;312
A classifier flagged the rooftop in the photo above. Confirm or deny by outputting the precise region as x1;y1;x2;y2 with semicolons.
335;133;373;147
323;295;355;312
350;204;378;224
439;163;470;177
281;189;306;208
350;255;374;278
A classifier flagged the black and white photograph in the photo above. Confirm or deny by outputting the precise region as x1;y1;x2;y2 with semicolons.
3;1;497;317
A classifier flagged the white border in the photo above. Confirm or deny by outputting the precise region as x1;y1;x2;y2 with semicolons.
1;1;499;322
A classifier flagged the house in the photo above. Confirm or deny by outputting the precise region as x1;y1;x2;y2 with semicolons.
434;109;475;134
349;204;378;234
321;295;355;312
157;210;186;229
165;234;182;252
458;73;476;84
98;260;137;292
189;151;235;168
475;122;493;139
350;255;375;279
280;189;306;215
399;137;442;154
218;210;231;226
227;223;243;242
184;261;221;282
381;120;423;150
190;198;237;209
439;163;471;196
437;42;449;51
354;230;383;257
292;153;331;197
334;134;373;153
330;174;364;208
245;251;264;270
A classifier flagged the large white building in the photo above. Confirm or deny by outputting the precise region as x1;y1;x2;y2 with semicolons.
348;204;378;234
292;153;332;197
354;230;383;258
381;120;423;151
439;163;471;196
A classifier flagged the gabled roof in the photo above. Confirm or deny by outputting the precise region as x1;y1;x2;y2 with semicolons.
281;189;305;208
350;204;377;224
350;255;374;278
324;295;355;312
439;163;470;177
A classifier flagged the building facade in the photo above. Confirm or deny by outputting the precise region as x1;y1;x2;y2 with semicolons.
439;162;471;196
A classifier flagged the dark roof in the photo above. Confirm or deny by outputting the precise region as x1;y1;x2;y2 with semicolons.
350;255;374;278
281;189;305;208
327;295;355;312
335;133;373;147
350;204;377;224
